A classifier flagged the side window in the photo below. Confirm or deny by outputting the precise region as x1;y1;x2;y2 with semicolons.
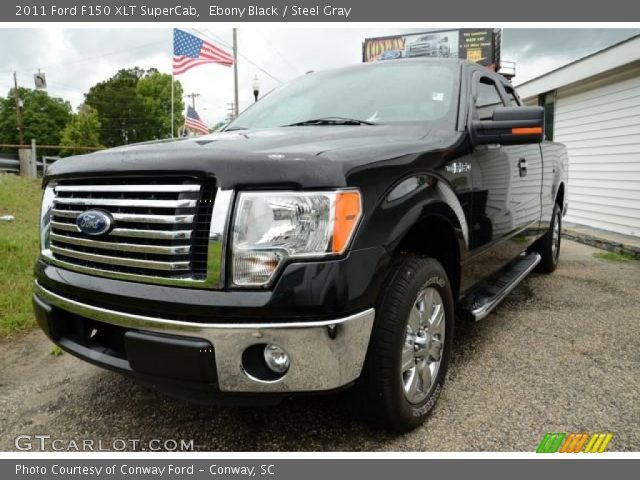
475;77;505;120
504;86;521;106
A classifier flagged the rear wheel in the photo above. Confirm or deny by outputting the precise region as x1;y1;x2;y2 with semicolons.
355;256;454;432
531;203;562;273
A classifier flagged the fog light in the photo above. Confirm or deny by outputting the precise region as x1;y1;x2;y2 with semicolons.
263;344;290;374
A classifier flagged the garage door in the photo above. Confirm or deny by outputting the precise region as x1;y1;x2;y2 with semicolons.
554;64;640;237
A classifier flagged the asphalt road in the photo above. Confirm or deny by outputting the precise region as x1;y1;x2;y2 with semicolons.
1;239;639;452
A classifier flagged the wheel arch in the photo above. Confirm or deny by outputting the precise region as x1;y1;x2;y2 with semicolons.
391;206;464;301
556;182;566;213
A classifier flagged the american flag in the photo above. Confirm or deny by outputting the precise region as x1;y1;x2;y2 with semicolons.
185;105;209;135
173;29;233;75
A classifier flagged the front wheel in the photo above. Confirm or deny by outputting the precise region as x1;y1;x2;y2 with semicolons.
355;256;454;432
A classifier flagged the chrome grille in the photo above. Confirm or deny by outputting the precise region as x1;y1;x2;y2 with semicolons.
407;44;438;56
45;176;217;286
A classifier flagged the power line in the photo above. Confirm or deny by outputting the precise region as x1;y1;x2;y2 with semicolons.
253;30;303;76
1;40;166;76
3;26;298;109
192;28;283;84
1;29;336;113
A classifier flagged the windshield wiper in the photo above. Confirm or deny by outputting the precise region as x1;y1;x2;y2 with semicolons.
283;117;375;127
223;126;248;132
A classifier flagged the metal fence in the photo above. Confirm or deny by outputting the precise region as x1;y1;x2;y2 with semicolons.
0;154;59;176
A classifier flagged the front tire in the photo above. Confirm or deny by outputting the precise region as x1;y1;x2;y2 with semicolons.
355;256;454;432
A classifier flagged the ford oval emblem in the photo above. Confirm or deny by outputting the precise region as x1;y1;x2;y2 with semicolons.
76;210;113;236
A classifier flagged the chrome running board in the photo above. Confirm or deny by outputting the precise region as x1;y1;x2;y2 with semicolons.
460;253;541;322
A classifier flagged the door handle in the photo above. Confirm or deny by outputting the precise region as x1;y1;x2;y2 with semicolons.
518;158;528;177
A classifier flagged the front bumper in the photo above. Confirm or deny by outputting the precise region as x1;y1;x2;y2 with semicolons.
33;282;374;396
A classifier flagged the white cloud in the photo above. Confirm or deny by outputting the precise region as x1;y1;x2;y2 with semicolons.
1;28;638;128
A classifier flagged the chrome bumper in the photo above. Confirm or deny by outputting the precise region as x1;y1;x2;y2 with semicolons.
34;282;375;393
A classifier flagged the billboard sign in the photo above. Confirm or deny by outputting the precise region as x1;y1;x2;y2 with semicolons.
363;29;501;71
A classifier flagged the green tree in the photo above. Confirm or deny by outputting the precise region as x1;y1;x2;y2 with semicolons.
137;68;185;139
60;104;103;157
84;68;184;148
0;88;71;153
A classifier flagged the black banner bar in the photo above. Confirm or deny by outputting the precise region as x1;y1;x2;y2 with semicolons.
5;0;640;22
4;459;640;480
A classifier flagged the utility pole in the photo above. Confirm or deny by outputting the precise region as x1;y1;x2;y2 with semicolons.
13;72;24;145
232;28;239;118
185;92;200;110
226;102;235;122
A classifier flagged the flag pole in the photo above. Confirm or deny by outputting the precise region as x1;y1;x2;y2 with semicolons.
171;74;174;138
232;28;239;118
170;29;175;138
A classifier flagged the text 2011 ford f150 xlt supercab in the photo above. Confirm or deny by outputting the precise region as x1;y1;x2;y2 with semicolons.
33;59;568;432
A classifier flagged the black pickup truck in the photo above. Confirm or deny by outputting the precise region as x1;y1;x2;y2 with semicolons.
34;58;568;432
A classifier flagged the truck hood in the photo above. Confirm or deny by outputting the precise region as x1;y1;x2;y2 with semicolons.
48;125;456;189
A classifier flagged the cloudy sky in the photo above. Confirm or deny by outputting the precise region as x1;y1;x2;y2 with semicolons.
0;27;638;126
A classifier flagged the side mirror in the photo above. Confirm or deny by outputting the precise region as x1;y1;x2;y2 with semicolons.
472;106;544;145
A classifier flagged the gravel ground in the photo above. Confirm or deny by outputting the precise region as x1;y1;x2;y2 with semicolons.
1;239;638;452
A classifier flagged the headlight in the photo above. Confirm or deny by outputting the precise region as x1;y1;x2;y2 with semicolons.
40;182;56;251
231;190;362;287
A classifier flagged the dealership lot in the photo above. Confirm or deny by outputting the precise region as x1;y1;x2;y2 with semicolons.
1;239;638;451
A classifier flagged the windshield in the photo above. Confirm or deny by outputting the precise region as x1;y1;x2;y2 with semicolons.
226;61;459;130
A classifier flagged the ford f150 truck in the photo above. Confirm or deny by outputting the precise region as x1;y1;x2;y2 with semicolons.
34;58;568;432
405;34;451;58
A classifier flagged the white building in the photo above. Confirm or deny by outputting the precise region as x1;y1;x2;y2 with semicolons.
517;34;640;238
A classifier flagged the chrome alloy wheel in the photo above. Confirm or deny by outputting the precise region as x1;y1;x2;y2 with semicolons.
401;287;445;404
552;211;561;260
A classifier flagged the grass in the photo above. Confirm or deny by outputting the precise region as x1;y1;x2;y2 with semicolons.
50;345;64;356
593;250;637;262
0;174;42;336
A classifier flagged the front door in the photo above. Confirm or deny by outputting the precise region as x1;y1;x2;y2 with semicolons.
466;72;542;281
